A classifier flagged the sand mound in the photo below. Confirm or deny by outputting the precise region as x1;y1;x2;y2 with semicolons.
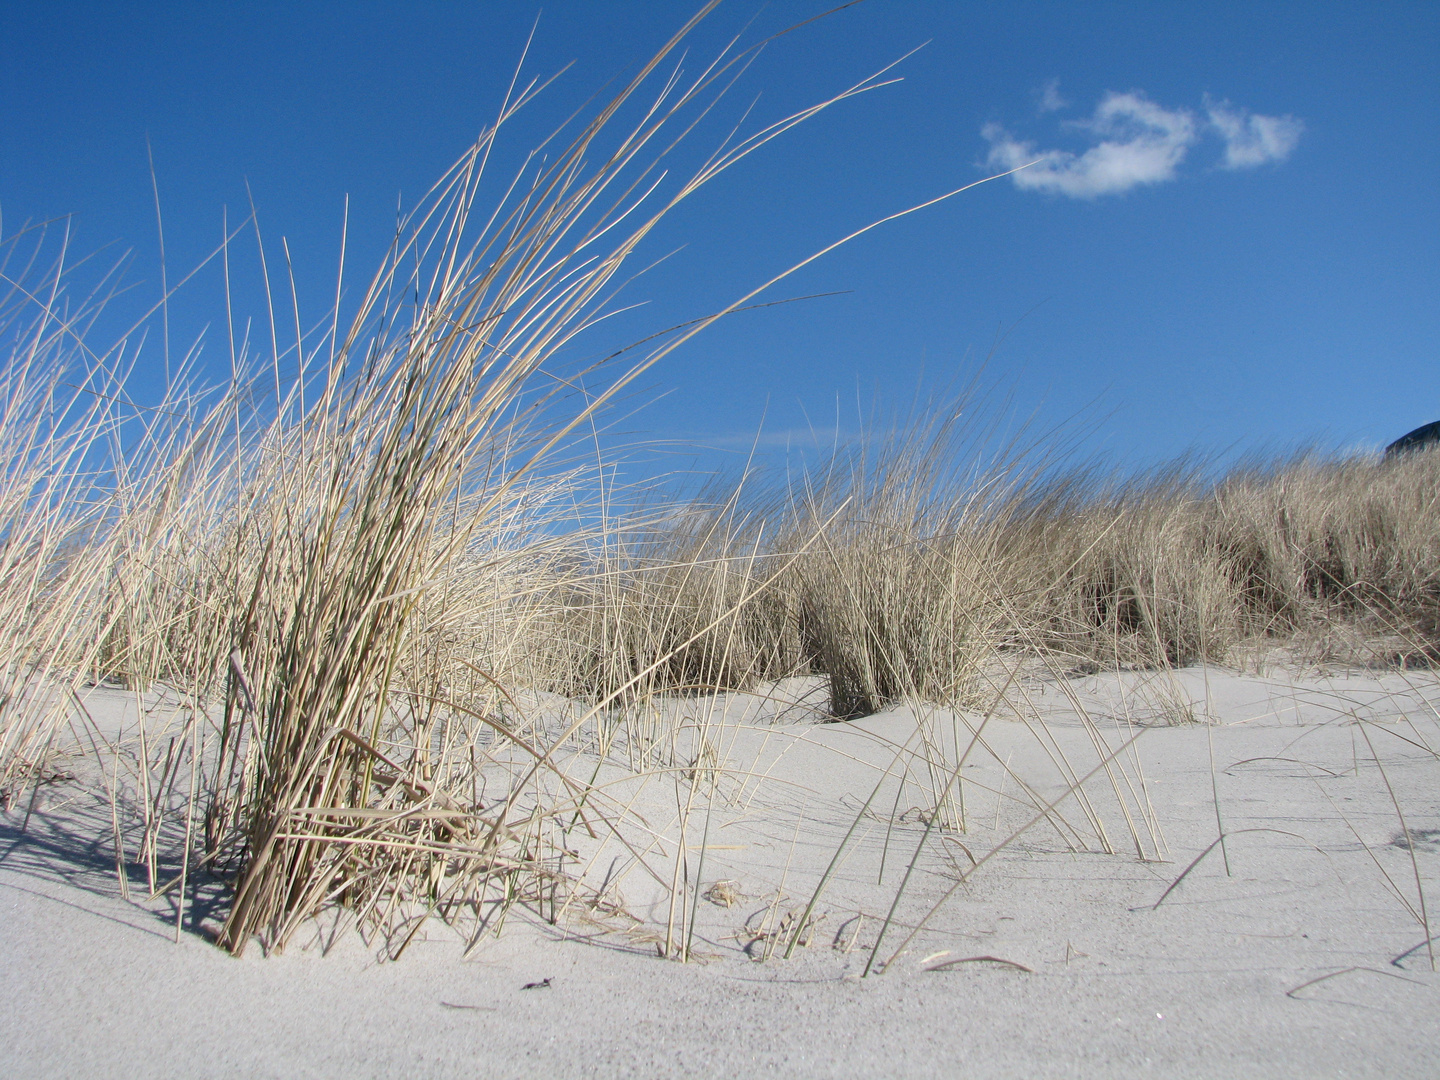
3;665;1438;1078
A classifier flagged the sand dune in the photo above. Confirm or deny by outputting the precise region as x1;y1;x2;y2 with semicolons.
3;664;1437;1078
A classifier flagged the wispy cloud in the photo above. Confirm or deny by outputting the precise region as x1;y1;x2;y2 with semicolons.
1036;78;1068;114
985;92;1195;197
661;426;850;453
1204;95;1304;169
984;88;1302;198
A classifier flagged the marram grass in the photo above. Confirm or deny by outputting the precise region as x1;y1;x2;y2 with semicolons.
0;6;1437;962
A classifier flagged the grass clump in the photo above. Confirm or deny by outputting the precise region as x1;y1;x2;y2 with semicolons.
0;6;1437;970
586;429;1440;722
0;5;917;954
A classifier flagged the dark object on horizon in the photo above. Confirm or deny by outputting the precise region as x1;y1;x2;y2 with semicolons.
1385;420;1440;459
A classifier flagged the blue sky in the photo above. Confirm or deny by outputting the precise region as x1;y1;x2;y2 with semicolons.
2;1;1436;475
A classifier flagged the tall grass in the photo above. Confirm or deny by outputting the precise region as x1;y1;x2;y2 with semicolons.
999;450;1440;671
0;223;127;798
603;435;1440;721
0;4;925;954
1;5;1437;967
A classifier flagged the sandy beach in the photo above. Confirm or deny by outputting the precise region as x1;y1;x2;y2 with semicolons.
4;663;1437;1079
1;11;1436;1076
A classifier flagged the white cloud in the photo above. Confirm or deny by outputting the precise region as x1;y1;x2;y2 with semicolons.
1036;78;1068;114
1205;96;1304;168
984;89;1303;198
985;91;1196;198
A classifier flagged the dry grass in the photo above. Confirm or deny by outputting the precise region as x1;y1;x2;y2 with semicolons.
0;5;928;956
0;6;1436;974
608;438;1440;718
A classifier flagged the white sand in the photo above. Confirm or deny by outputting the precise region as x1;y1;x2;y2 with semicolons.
3;665;1438;1078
